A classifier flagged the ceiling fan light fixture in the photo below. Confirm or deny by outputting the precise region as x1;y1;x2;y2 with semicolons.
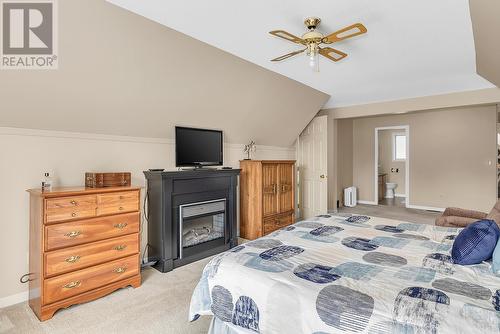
307;44;319;71
269;17;367;70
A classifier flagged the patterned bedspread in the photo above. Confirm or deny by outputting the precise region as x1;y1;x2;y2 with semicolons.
189;214;500;333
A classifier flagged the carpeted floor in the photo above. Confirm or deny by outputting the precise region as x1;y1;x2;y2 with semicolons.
0;207;439;334
337;203;440;225
0;257;213;334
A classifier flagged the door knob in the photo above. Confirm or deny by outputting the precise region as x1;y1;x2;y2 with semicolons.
320;174;326;179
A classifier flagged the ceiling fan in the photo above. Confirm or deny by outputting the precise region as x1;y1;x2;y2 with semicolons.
269;17;367;70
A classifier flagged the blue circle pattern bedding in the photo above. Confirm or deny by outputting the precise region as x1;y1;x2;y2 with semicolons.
189;214;500;333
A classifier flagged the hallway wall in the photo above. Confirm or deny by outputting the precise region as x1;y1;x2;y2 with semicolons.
335;104;496;212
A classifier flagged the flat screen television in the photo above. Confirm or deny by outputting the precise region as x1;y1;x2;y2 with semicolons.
175;126;223;167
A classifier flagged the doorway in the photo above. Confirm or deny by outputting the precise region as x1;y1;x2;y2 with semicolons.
375;126;410;207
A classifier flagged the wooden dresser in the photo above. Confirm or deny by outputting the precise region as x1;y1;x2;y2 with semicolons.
27;186;142;321
240;160;295;240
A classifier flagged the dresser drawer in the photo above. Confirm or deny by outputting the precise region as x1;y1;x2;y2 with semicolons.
263;212;294;235
44;234;139;277
43;255;139;305
45;212;140;251
97;191;139;216
46;195;97;224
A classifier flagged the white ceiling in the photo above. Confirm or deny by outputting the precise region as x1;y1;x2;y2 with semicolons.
107;0;495;108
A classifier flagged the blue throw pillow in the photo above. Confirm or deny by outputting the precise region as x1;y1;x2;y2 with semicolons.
451;219;500;265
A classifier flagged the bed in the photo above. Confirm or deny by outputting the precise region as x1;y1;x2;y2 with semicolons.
189;213;500;333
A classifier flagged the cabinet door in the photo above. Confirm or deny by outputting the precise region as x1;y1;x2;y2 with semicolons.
278;163;295;213
262;164;279;217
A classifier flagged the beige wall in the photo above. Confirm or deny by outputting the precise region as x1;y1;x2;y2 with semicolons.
378;130;406;195
0;0;329;147
0;127;295;304
470;0;500;87
349;105;497;211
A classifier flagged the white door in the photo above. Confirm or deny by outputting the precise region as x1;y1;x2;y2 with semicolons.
298;116;328;219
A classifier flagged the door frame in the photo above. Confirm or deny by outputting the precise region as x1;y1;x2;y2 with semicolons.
374;125;410;207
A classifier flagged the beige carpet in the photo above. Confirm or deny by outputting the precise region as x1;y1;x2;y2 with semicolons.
337;204;440;225
0;208;438;334
0;258;213;334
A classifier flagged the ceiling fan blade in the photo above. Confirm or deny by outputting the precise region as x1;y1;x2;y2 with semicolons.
319;47;348;62
269;30;305;44
271;49;306;62
323;23;367;44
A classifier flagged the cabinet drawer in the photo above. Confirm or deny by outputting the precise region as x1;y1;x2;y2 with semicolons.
97;191;139;216
44;234;139;277
46;195;97;224
43;255;139;305
45;212;140;251
263;212;294;235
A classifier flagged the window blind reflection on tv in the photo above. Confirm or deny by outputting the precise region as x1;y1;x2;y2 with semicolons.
175;127;223;167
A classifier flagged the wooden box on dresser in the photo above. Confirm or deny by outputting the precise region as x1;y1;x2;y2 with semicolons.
240;160;296;240
26;186;142;321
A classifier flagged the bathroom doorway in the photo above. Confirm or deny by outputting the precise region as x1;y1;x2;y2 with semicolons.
374;126;410;207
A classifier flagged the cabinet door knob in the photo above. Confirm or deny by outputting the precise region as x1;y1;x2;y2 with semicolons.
320;174;326;179
71;212;77;217
119;206;124;211
70;200;77;205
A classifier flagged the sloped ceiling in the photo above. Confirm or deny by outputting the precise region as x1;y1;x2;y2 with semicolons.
470;0;500;88
0;0;329;147
107;0;495;108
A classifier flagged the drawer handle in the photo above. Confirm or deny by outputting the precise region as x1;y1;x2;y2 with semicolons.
114;267;127;274
70;200;77;205
63;281;81;289
65;255;81;263
71;212;77;217
114;223;128;229
114;245;127;251
119;196;124;200
64;231;81;238
119;206;124;211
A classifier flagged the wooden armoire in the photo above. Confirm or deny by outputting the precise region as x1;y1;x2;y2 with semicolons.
240;160;296;240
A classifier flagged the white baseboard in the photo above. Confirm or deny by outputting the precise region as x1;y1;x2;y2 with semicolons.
406;204;445;212
357;200;378;205
0;291;28;309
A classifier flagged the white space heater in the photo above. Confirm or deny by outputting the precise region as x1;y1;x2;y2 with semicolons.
344;187;357;207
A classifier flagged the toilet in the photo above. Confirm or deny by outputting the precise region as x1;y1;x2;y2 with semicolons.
386;183;398;199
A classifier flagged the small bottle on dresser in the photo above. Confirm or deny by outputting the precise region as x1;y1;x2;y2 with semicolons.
42;173;53;192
